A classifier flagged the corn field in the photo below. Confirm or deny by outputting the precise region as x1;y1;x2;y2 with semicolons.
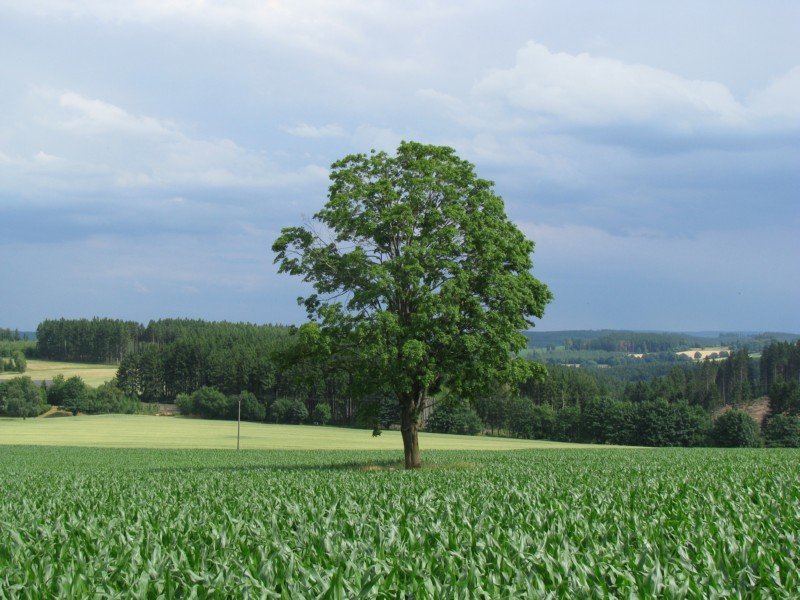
1;446;798;598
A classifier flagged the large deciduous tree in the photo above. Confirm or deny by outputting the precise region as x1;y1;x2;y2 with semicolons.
273;142;552;468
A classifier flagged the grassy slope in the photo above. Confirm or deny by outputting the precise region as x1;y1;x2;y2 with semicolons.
0;414;608;450
0;359;118;386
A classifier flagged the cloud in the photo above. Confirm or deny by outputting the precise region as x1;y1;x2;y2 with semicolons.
284;123;345;138
56;91;173;136
520;222;799;292
520;222;800;331
475;42;747;130
1;89;328;198
747;66;800;121
419;42;800;150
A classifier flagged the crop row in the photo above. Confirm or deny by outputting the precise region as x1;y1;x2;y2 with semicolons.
1;447;798;598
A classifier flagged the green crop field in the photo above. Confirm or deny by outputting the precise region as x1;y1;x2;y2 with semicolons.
0;414;594;450
1;446;797;598
0;359;118;387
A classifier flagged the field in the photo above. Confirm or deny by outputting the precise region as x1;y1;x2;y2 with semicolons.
1;445;798;597
676;347;730;360
0;414;592;450
0;359;118;386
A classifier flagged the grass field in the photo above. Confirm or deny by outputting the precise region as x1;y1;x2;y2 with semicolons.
0;414;596;450
0;359;118;386
1;445;798;597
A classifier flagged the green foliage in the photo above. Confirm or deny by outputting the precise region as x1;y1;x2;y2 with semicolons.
235;391;267;422
474;393;509;435
768;380;800;416
311;402;332;425
635;399;710;447
0;377;47;418
273;142;551;466
91;380;140;414
47;375;91;414
580;396;635;445
1;447;799;596
45;376;138;415
426;397;484;435
762;414;800;448
270;397;309;424
505;397;555;439
11;350;26;373
712;410;761;447
552;405;581;442
175;393;194;416
189;387;234;420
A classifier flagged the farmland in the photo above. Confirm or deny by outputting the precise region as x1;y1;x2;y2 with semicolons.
0;414;593;450
1;446;797;597
0;359;117;387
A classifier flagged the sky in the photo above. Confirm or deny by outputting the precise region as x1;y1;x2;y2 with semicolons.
1;1;798;333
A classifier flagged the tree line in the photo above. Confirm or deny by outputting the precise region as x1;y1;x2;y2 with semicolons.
18;316;800;447
427;341;800;447
0;328;24;342
566;332;692;353
0;374;155;419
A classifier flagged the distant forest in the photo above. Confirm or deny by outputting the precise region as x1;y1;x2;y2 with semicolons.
524;329;799;352
4;318;797;447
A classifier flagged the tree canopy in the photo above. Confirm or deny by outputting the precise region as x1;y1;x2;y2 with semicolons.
273;142;552;467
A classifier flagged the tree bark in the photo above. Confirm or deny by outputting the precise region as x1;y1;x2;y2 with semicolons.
400;400;421;469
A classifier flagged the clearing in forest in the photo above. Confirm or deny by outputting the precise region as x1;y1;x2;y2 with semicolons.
0;359;118;387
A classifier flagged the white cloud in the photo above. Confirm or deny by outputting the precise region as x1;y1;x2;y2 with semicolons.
284;123;345;138
1;89;328;196
747;66;800;121
475;42;746;130
57;91;172;136
455;42;800;140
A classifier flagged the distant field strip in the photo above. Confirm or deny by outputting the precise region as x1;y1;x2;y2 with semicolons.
0;359;117;386
0;414;601;450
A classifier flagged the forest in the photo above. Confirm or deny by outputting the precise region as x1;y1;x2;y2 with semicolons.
2;318;798;447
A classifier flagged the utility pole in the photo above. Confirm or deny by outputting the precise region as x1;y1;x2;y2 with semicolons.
237;395;241;451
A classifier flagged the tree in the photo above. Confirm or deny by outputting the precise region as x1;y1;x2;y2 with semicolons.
762;414;800;448
712;410;760;447
235;391;267;422
273;142;552;467
270;397;309;424
311;403;332;425
426;397;484;435
0;377;46;419
11;350;26;373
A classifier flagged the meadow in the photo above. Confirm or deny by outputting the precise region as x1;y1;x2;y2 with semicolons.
0;414;592;450
0;359;117;386
1;445;797;598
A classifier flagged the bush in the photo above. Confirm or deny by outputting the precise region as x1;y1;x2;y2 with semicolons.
712;410;760;447
311;403;332;425
11;350;26;373
176;393;195;416
0;377;47;418
427;398;483;436
92;381;139;414
270;398;309;424
192;387;234;419
47;375;90;413
234;391;266;422
763;414;800;448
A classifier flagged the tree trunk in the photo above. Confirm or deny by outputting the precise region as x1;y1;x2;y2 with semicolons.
400;401;421;469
